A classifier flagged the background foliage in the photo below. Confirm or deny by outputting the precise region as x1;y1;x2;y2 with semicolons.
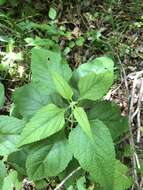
0;0;143;190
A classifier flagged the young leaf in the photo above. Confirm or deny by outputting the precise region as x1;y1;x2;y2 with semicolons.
52;71;73;100
31;48;72;92
69;119;116;190
75;36;85;47
18;104;66;147
72;56;114;101
49;7;57;20
76;176;86;190
26;135;72;180
0;83;4;107
73;106;92;139
88;101;128;140
13;82;66;120
25;37;56;48
73;56;114;80
2;170;22;190
0;116;25;156
113;161;132;190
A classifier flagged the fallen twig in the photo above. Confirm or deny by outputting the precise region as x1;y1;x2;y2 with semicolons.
128;70;143;189
118;54;143;189
54;167;81;190
136;79;143;143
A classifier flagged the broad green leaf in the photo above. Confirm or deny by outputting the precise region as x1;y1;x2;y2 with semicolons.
13;82;66;120
72;56;114;100
113;161;132;190
0;83;4;107
73;56;114;80
13;83;51;120
73;106;92;139
17;20;58;34
69;119;116;190
52;71;73;100
91;161;132;190
0;161;7;189
7;148;29;175
78;72;113;100
26;135;72;180
19;104;66;147
2;170;22;190
88;101;128;140
49;7;57;20
0;116;25;156
31;48;72;92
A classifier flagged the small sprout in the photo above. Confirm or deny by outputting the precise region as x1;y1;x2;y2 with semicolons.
49;7;57;20
75;36;85;47
64;47;71;55
69;41;75;48
64;31;72;40
59;25;66;31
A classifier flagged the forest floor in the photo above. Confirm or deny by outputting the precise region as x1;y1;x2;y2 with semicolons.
0;0;143;189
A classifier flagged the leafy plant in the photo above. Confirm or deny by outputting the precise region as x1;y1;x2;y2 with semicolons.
49;7;57;20
0;46;132;190
0;0;20;6
0;38;23;76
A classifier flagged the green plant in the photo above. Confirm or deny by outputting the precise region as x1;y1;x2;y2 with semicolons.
0;0;6;6
0;82;4;107
0;46;132;190
0;0;21;6
0;38;23;76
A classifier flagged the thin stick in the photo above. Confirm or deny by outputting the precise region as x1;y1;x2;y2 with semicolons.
54;167;81;190
128;71;143;189
117;54;143;188
131;107;139;121
139;177;143;189
137;79;143;143
117;54;129;95
118;56;143;189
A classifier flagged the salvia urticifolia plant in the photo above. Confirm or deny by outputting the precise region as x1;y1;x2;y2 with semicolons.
0;44;132;190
